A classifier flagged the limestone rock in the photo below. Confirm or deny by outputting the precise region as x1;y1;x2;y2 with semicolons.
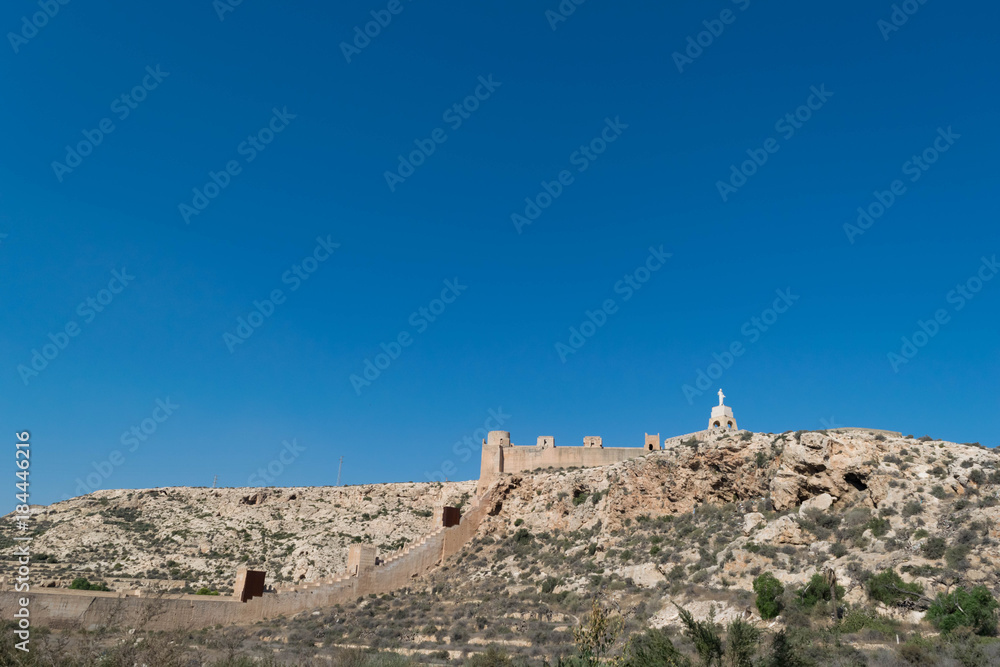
617;563;666;588
799;493;833;515
770;433;881;510
742;513;766;535
754;515;809;545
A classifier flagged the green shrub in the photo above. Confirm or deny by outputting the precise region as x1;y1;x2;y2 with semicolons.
866;569;922;606
725;617;760;667
68;577;109;591
759;630;806;667
865;517;891;537
797;573;844;607
752;572;784;620
921;536;947;559
623;627;690;667
926;586;999;636
676;606;722;667
466;645;513;666
838;607;897;637
196;587;220;595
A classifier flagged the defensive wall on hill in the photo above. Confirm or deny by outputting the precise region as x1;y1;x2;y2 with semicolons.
4;421;770;631
0;494;493;632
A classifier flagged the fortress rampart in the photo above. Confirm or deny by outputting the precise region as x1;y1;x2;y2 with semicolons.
0;494;493;632
478;431;660;494
7;399;776;632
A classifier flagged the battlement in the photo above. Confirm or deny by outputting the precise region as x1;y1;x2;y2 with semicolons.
477;430;660;494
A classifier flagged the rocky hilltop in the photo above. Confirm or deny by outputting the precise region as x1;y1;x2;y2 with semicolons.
4;428;1000;664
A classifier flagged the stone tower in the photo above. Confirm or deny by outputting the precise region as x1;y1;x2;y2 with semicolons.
709;388;738;431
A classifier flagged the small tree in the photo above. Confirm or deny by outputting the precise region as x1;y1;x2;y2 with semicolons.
926;586;999;636
866;569;923;607
752;572;784;619
676;605;723;667
797;573;844;607
724;618;760;667
573;600;625;666
759;630;806;667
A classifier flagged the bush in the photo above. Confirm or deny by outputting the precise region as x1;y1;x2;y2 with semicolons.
866;517;891;538
725;617;760;667
866;569;923;606
540;577;559;594
752;572;784;620
921;536;947;559
759;630;806;667
797;573;844;607
926;586;999;636
623;627;690;667
676;606;722;667
68;577;110;591
466;645;513;667
838;607;898;637
196;587;220;595
830;542;848;558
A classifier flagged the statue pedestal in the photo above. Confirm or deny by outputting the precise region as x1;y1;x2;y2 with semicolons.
709;405;737;431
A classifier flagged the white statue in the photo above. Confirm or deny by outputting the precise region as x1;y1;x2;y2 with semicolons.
718;388;725;406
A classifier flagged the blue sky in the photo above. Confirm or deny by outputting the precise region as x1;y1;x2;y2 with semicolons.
1;1;998;506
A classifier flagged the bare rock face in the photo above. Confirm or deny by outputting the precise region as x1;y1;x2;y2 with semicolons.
770;433;880;510
754;515;809;545
742;512;766;535
799;493;833;516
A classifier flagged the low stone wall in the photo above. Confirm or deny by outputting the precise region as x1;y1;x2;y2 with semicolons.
2;495;494;631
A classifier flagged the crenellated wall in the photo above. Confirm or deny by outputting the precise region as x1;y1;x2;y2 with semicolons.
477;431;656;494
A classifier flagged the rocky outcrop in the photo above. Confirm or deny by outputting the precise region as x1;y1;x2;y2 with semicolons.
770;432;881;510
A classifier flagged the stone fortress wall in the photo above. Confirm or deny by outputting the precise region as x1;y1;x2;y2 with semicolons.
477;430;661;494
0;427;679;631
8;393;878;631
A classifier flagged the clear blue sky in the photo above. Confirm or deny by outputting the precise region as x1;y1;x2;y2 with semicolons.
2;1;998;506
